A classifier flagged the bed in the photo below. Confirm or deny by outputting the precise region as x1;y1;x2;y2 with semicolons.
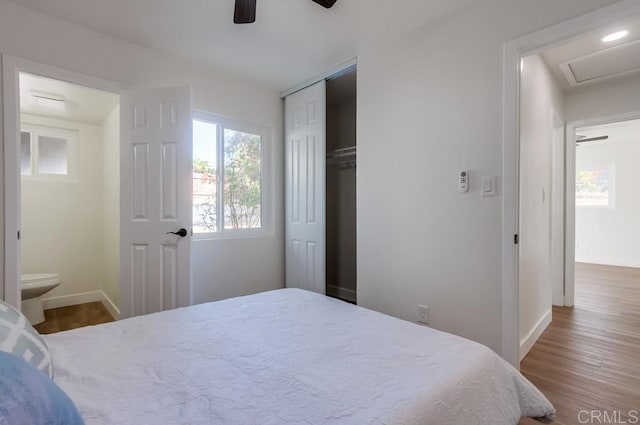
43;289;554;424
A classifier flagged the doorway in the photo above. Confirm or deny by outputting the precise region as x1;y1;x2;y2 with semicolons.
510;6;640;423
3;56;194;324
19;72;120;330
18;72;120;330
571;117;640;306
502;0;640;368
516;17;640;357
2;55;122;314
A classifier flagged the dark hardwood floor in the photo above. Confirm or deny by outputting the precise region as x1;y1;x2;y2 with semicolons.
519;263;640;424
34;301;114;334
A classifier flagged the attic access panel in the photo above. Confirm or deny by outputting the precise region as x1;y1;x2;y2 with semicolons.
560;38;640;87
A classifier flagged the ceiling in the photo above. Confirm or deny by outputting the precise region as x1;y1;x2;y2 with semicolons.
5;0;477;90
542;19;640;90
20;72;119;125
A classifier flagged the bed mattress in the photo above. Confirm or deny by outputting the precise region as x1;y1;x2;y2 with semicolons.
44;289;554;424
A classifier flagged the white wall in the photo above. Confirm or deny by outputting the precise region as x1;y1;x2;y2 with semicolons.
0;0;284;305
356;0;619;354
518;54;563;359
575;127;640;267
565;73;640;123
21;114;106;298
102;106;119;306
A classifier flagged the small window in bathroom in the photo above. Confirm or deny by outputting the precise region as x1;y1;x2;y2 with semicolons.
20;131;32;176
38;136;68;175
20;124;77;181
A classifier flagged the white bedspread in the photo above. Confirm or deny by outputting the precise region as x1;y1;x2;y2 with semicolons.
44;289;554;425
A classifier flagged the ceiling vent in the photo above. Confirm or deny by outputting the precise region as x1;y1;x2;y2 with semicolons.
29;91;66;109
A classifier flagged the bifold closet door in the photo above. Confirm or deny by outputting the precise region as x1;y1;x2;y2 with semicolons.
284;81;326;294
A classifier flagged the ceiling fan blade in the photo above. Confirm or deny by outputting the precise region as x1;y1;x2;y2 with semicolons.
234;0;256;24
576;135;609;144
311;0;338;8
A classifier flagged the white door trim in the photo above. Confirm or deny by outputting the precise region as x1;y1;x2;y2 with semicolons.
1;54;121;309
564;110;640;308
501;0;640;368
550;108;565;307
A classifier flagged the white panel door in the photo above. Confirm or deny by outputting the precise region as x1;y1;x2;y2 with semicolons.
120;87;192;319
285;81;326;294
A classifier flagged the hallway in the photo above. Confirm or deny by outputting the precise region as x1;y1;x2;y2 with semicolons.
520;263;640;424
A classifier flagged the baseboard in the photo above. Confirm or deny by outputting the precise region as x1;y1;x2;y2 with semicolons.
99;291;120;320
42;290;120;320
326;285;357;302
575;257;640;269
42;291;102;310
519;309;552;361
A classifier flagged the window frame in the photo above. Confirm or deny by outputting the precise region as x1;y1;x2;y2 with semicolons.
192;110;272;240
20;123;79;183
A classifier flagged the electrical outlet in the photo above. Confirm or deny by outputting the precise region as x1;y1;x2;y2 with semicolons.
417;305;430;325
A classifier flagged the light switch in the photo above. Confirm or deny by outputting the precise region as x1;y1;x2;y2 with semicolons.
481;176;497;197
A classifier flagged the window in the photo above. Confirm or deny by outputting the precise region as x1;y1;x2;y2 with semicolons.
192;112;269;237
193;120;218;232
20;124;77;181
576;166;614;207
20;131;31;176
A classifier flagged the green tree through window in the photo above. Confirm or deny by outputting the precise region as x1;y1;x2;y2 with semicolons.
192;117;264;234
224;130;261;229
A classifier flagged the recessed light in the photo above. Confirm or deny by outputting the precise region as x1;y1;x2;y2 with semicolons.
602;30;629;43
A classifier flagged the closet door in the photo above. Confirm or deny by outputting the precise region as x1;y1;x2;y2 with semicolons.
285;81;326;294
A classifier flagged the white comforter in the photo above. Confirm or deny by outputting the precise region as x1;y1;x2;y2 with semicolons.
44;289;554;425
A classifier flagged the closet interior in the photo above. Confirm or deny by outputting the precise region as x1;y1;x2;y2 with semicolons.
325;68;357;304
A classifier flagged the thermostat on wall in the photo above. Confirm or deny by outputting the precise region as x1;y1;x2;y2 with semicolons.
458;171;469;193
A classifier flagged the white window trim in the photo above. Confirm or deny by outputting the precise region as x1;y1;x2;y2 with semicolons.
192;109;272;240
20;123;79;183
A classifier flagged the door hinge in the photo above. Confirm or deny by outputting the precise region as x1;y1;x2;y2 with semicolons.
514;234;519;245
17;230;20;240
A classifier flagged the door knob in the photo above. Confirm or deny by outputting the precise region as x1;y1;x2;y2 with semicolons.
167;228;188;237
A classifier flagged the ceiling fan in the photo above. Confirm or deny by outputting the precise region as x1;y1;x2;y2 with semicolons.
234;0;338;24
576;134;609;144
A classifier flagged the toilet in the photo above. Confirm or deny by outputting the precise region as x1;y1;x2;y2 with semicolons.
21;273;62;325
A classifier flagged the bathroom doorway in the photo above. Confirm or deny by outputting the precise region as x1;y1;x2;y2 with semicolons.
17;72;120;330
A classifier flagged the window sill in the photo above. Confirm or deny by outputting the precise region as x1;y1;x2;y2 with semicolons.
192;230;274;242
21;176;78;183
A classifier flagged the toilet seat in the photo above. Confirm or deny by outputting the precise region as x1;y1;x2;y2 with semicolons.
21;273;61;288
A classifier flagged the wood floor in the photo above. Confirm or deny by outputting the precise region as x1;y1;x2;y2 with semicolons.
519;263;640;425
34;301;114;334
